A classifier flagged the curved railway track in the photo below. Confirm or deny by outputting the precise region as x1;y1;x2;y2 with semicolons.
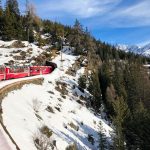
0;77;47;150
0;63;57;150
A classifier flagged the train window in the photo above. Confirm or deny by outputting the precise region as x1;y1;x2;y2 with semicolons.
0;68;4;74
9;67;27;73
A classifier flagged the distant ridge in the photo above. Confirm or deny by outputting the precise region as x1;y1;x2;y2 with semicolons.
116;43;150;57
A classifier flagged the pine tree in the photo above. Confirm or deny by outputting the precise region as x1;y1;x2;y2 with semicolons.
78;75;86;89
100;62;112;104
99;121;108;150
113;61;127;100
73;19;83;33
71;19;84;55
0;0;3;37
0;0;2;16
124;63;150;112
112;96;129;150
6;0;20;16
125;101;150;149
2;0;23;40
88;70;102;111
3;6;14;40
105;84;116;114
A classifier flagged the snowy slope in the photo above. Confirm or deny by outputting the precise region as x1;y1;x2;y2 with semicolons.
1;51;113;150
0;40;44;66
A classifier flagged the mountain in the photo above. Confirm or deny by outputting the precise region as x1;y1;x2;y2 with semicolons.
116;43;150;57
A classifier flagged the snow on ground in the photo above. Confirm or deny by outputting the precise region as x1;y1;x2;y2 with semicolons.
1;45;113;150
0;40;16;47
0;124;16;150
0;40;44;66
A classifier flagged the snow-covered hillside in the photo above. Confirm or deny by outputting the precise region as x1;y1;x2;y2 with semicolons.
0;41;113;150
116;43;150;57
0;40;51;66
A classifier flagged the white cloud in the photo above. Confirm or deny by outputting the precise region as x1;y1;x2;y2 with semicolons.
37;0;121;18
112;0;150;27
120;0;150;18
85;0;150;28
33;0;150;28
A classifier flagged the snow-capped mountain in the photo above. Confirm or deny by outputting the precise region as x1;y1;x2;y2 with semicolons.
116;43;150;57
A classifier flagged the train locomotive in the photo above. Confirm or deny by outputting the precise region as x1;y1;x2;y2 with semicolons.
0;65;54;81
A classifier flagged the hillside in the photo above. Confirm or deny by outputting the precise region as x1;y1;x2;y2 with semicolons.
0;40;113;150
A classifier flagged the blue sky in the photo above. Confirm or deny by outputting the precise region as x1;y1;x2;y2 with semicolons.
4;0;150;45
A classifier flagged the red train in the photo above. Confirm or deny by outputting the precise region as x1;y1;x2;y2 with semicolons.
0;65;54;81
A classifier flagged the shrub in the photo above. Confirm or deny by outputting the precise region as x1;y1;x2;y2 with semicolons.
40;125;53;138
55;81;68;96
76;100;84;105
87;134;95;145
68;122;79;131
66;143;78;150
55;107;61;112
33;131;54;150
46;106;54;113
10;40;25;48
78;75;86;89
48;91;54;95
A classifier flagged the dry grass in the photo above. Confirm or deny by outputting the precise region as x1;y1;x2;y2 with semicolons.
66;143;78;150
46;106;54;113
9;40;25;48
40;125;53;138
68;122;79;131
55;81;68;96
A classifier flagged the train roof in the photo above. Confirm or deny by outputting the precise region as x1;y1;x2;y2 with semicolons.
0;65;52;69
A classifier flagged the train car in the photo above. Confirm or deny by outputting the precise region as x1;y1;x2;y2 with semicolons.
0;65;54;81
30;66;53;76
5;66;29;80
0;66;5;81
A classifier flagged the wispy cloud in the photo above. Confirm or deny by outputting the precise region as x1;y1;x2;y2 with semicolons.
18;0;150;44
36;0;121;18
111;0;150;27
33;0;150;28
